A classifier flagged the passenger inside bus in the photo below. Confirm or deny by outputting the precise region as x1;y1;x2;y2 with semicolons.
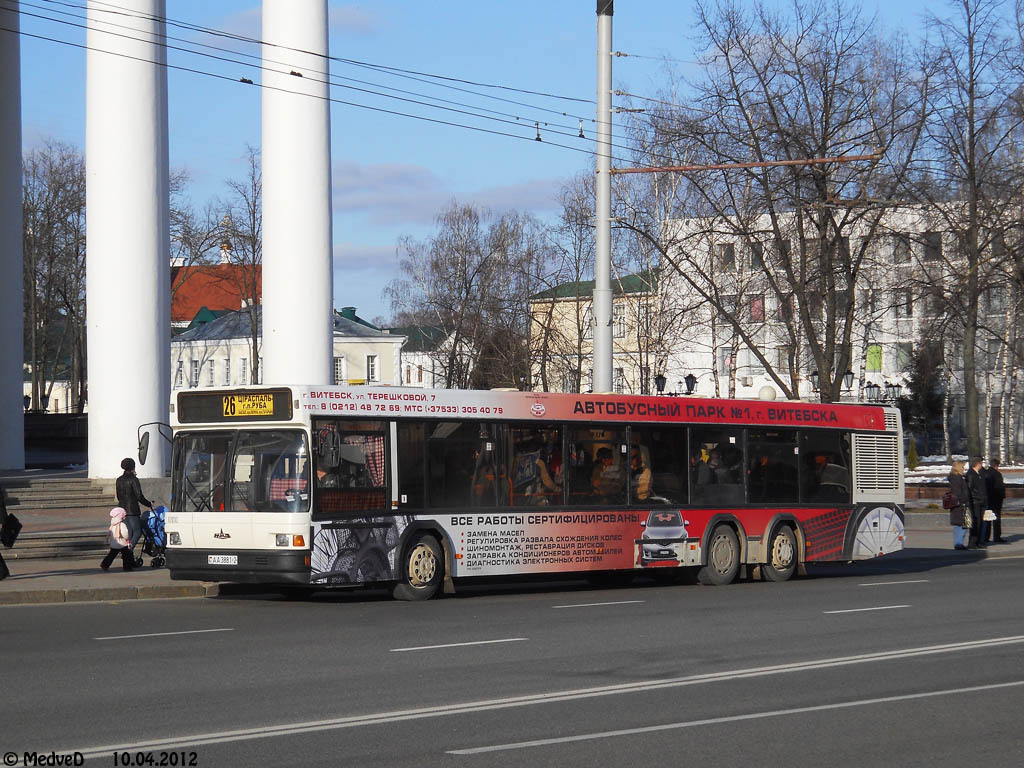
630;446;652;501
591;446;625;503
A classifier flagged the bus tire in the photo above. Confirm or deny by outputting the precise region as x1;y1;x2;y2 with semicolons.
392;534;443;601
698;526;740;586
762;525;797;582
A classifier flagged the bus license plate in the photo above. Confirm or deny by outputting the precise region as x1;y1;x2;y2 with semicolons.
208;554;238;565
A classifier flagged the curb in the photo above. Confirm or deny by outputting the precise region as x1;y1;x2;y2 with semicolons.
0;583;220;605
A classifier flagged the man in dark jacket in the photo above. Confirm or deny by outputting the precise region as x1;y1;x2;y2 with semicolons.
965;456;988;549
982;458;1007;543
116;457;153;564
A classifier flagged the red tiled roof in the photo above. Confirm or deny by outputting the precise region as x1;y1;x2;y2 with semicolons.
171;264;262;323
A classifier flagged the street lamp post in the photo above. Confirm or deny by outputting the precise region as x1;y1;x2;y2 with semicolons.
684;373;697;395
654;373;667;395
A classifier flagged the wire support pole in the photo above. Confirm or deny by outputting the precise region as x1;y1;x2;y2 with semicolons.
593;0;614;394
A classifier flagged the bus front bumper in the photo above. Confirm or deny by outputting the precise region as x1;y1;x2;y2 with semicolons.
166;549;311;584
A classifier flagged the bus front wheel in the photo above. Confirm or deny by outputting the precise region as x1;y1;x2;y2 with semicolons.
698;526;740;586
392;534;443;601
762;525;797;582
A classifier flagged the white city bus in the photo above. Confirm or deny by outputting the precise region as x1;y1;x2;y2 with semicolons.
164;385;905;599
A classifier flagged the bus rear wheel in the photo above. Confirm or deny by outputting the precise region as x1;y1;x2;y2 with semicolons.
392;534;443;601
698;526;740;586
762;525;797;582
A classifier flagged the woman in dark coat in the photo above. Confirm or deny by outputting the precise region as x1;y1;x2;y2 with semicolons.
0;485;9;579
948;460;970;550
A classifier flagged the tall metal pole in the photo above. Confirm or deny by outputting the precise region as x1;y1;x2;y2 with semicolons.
593;1;614;393
0;0;25;469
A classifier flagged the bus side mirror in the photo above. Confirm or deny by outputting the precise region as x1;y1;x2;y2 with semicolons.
138;431;150;466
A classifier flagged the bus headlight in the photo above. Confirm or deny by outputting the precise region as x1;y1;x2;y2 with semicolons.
276;534;306;547
168;532;181;546
276;534;289;546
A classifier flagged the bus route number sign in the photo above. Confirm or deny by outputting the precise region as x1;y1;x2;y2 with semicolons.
223;394;275;418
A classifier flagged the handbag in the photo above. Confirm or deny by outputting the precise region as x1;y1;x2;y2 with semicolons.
962;509;973;530
942;491;958;509
0;512;22;548
983;509;997;522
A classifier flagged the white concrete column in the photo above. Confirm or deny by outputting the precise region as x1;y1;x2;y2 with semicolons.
262;0;334;386
0;1;25;470
86;1;170;479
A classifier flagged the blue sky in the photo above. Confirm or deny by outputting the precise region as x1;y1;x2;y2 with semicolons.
16;0;936;321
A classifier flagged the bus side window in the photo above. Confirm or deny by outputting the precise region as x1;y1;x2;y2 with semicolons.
800;431;851;504
689;427;744;506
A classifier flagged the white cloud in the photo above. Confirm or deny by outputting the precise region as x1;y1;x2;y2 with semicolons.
329;5;382;36
470;178;564;215
333;242;400;272
333;161;568;227
333;161;451;226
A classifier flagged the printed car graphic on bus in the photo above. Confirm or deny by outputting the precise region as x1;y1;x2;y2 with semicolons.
640;509;689;562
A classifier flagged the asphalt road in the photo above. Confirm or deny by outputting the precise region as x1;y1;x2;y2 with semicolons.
2;555;1023;767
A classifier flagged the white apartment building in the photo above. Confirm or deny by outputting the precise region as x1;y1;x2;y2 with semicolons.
171;307;404;390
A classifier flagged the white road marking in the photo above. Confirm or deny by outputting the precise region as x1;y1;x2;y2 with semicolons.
95;628;234;641
59;634;1024;759
552;600;645;609
391;638;527;652
824;605;911;614
859;579;930;586
448;680;1024;755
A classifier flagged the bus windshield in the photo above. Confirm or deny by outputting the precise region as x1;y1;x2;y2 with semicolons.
175;429;310;513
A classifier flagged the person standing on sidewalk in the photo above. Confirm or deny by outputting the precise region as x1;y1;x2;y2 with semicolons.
116;457;153;566
982;458;1007;543
966;456;988;549
948;460;970;550
100;507;135;571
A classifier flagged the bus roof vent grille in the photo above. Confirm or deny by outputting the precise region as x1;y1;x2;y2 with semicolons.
854;434;900;492
884;411;899;431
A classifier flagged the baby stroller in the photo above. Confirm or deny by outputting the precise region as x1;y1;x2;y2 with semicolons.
142;505;167;567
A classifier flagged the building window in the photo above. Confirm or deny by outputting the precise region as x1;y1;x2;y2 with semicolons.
174;361;183;388
240;358;248;384
985;286;1005;315
988;339;1002;370
893;233;911;263
924;231;942;261
719;294;737;323
366;355;378;382
774;239;791;262
189;360;199;388
897;342;913;372
614;367;626;394
583;307;593;339
749;293;765;322
223;359;231;386
749;242;764;270
259;357;264;384
718;346;732;374
612;303;626;338
777;345;792;371
333;356;345;385
417;365;423;384
206;361;214;387
894;289;913;318
405;365;412;385
717;242;735;271
866;344;882;372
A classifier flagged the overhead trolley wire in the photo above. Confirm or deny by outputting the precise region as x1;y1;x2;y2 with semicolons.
2;23;650;167
13;0;671;163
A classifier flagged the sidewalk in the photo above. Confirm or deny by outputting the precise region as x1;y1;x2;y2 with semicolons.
3;517;1022;606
